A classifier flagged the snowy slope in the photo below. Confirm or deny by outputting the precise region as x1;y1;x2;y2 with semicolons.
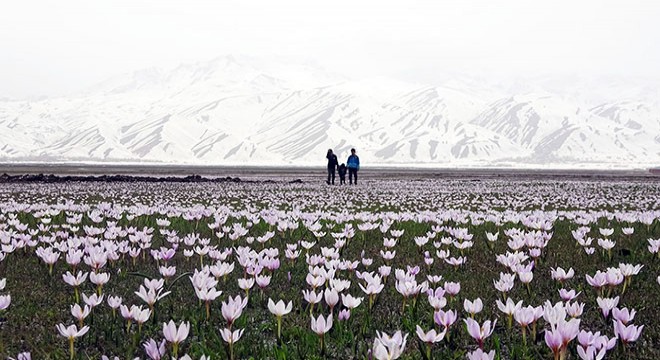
0;56;658;169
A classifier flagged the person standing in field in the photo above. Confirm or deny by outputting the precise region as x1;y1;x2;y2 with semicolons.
347;148;360;185
326;149;339;185
338;163;347;185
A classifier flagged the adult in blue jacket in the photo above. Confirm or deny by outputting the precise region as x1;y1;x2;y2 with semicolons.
346;148;360;185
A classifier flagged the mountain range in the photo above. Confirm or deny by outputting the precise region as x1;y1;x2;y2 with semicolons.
1;55;658;169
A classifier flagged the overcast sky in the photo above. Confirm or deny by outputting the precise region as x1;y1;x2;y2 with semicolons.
1;0;659;98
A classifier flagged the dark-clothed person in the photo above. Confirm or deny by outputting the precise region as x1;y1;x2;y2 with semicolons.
326;149;338;185
338;163;347;185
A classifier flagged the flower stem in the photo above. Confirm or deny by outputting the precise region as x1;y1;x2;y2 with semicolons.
173;342;179;359
621;278;628;295
69;338;74;360
229;341;234;360
277;317;282;344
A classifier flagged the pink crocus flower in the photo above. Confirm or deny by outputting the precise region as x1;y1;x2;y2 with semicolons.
310;313;333;335
56;323;89;360
62;271;88;287
143;338;166;360
372;330;408;360
220;328;244;344
311;313;333;354
324;288;339;311
159;266;176;278
70;304;91;327
464;318;496;349
612;307;636;325
415;325;446;344
577;345;606;360
557;318;581;348
416;325;446;359
107;295;122;311
89;272;110;292
268;298;293;341
551;267;575;282
565;302;584;318
496;298;522;329
237;278;255;296
255;274;271;289
613;320;643;345
444;281;461;298
221;295;248;328
596;297;619;318
0;294;10;310
493;273;514;295
82;293;103;309
220;328;244;360
559;289;580;302
135;285;171;310
585;272;608;293
513;305;537;345
464;298;483;317
518;271;533;285
545;318;581;360
162;320;190;358
434;309;458;330
7;352;31;360
467;348;496;360
545;329;563;360
577;330;616;353
340;293;362;309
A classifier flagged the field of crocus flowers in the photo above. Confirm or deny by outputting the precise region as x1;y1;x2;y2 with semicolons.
0;175;659;360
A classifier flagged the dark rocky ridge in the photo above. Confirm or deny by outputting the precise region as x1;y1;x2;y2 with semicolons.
0;173;305;184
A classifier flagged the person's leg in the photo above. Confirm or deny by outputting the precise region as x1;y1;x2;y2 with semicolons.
354;170;358;184
331;169;336;184
349;169;355;184
327;168;331;184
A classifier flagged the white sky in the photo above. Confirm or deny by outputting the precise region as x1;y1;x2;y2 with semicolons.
1;0;659;98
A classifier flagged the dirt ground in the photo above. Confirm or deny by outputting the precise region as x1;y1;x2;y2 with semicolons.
0;163;657;183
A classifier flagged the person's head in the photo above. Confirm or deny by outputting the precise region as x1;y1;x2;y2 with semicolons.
327;149;333;154
351;148;356;154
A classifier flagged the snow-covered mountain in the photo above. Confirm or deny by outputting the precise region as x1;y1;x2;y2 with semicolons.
1;56;658;169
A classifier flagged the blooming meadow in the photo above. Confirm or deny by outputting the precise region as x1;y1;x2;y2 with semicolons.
0;177;659;359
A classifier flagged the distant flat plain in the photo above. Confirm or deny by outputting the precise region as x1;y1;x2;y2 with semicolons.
0;163;657;182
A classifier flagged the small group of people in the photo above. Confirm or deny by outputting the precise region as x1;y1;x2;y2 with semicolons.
326;148;360;185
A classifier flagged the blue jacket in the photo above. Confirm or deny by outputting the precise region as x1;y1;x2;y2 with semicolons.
347;154;360;170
